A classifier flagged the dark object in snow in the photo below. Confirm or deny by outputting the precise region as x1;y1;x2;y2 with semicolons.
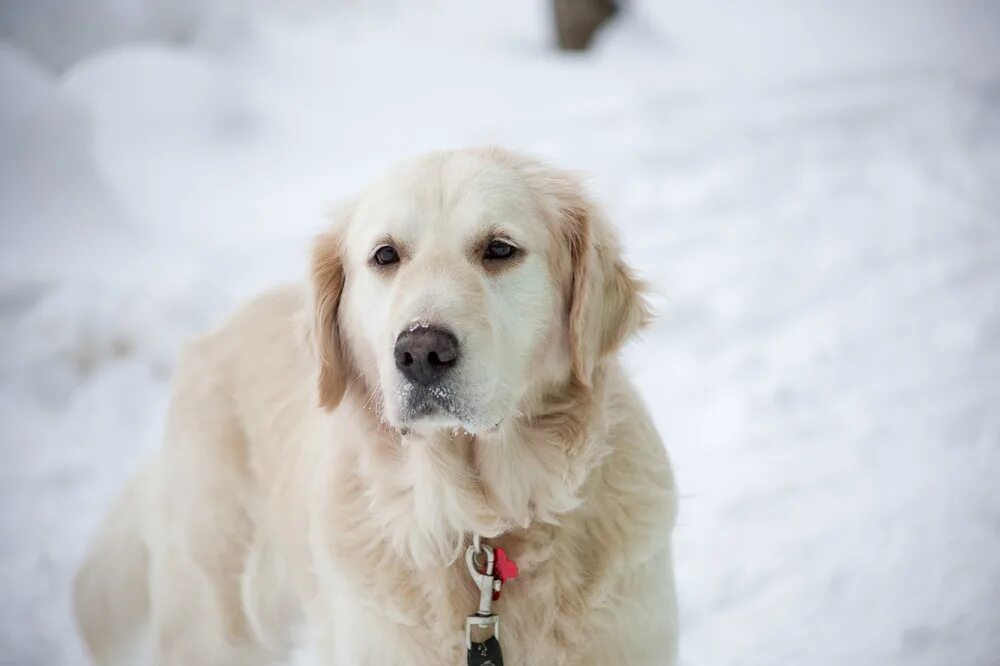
553;0;618;51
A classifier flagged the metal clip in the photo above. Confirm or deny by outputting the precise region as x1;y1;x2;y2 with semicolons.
466;542;496;615
465;540;500;648
466;613;500;649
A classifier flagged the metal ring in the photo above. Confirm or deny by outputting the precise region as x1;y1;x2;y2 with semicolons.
473;550;485;571
466;542;495;578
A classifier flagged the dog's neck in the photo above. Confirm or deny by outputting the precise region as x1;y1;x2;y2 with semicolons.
330;370;613;569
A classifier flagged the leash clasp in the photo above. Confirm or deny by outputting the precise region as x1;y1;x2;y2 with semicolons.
466;542;497;615
465;540;500;648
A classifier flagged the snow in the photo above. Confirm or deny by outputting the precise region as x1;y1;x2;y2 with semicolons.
2;1;999;664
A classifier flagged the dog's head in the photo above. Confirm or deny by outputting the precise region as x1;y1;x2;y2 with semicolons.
311;148;648;435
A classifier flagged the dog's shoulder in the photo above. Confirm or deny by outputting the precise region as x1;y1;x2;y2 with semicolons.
173;284;308;400
596;361;677;545
166;284;319;475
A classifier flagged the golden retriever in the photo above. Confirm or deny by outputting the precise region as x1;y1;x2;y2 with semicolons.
73;147;678;665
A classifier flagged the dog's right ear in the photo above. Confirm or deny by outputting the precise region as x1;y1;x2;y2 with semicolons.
310;228;347;411
554;176;650;390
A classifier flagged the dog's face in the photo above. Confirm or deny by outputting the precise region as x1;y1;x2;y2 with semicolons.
341;151;567;433
311;149;648;435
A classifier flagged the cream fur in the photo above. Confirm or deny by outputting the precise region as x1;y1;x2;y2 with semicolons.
73;148;678;666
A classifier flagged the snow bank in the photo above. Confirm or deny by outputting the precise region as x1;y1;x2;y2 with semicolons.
0;0;251;72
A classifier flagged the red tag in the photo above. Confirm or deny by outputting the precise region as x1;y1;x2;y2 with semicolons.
492;547;519;600
494;547;519;582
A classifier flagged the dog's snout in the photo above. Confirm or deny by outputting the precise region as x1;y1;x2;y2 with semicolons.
394;326;459;386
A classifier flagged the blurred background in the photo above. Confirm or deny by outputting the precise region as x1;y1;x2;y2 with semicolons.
1;1;999;664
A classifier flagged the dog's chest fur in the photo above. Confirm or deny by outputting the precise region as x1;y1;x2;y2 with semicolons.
286;382;675;665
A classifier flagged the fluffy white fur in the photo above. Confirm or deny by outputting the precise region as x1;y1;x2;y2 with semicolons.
73;148;678;665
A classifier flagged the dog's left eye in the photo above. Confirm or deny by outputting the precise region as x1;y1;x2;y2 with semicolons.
484;240;517;260
373;245;400;266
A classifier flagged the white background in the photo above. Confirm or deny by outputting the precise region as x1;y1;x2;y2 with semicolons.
1;1;999;664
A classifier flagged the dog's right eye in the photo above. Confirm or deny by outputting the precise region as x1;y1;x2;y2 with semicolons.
373;245;400;266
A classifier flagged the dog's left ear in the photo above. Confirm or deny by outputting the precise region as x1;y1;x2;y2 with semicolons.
560;184;651;388
310;228;348;410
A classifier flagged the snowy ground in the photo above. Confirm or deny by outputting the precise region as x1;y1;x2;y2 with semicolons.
2;1;999;664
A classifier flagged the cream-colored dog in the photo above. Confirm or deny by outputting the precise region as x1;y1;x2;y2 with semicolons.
74;148;678;666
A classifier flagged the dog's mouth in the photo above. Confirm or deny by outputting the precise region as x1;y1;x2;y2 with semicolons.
399;382;469;420
396;382;501;434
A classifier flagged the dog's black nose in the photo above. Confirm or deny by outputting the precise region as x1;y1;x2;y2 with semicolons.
394;326;460;386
